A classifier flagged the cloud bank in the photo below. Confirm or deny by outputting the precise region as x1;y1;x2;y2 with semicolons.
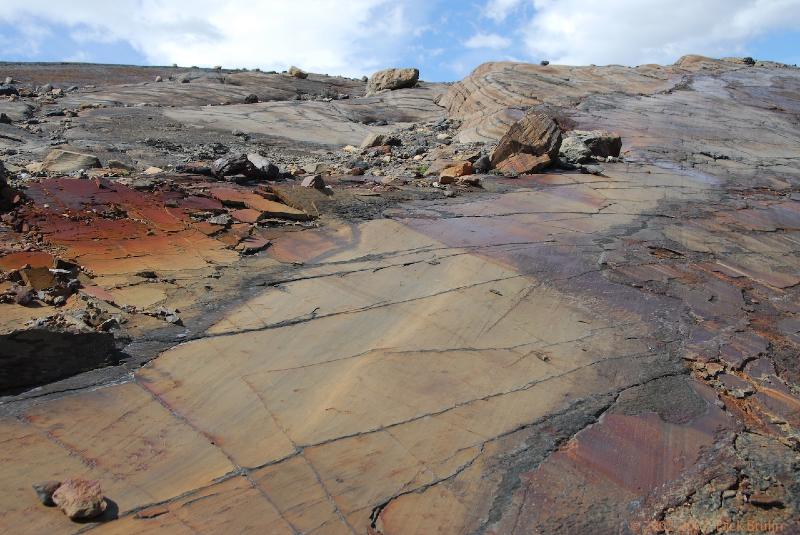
0;0;429;77
507;0;800;65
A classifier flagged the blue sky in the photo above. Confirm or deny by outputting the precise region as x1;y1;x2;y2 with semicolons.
1;0;799;81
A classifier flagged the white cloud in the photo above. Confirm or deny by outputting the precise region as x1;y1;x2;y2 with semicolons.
484;0;524;22
523;0;800;65
0;0;430;77
464;32;512;50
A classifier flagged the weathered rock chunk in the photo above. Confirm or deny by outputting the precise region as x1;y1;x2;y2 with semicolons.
559;136;593;164
367;68;419;94
491;110;562;167
571;130;622;158
439;161;474;183
212;153;280;181
41;149;101;174
244;93;259;104
51;478;107;520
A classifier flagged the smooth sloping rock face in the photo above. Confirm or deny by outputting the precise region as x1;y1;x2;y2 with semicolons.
367;68;420;94
441;57;758;142
490;110;562;166
41;149;100;173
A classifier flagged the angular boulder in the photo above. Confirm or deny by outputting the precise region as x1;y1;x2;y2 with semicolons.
41;150;101;174
571;130;622;158
211;153;280;181
491;110;562;167
439;162;474;184
559;136;593;164
51;478;107;520
367;68;419;94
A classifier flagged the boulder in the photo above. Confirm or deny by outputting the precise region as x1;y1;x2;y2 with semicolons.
244;94;259;104
211;153;279;181
300;175;326;189
0;84;18;96
439;162;474;183
473;154;491;173
288;66;308;79
495;153;553;176
367;68;419;94
491;110;562;167
41;150;101;174
0;113;10;124
154;75;162;82
559;136;593;164
359;133;401;149
571;130;622;158
51;478;107;520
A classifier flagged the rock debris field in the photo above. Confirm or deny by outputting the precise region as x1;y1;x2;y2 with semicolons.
0;56;799;534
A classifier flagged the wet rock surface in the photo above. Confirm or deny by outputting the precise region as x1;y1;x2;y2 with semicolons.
0;56;798;534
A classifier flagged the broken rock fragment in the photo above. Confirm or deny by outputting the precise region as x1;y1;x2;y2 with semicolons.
51;478;107;520
439;161;474;184
570;130;622;158
211;153;280;182
491;110;562;167
559;135;594;164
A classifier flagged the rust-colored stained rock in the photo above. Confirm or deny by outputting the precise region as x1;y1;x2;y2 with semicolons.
439;161;473;183
51;478;107;520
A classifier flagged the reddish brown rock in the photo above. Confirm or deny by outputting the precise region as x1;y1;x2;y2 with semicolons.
439;161;474;184
495;153;552;176
51;478;107;520
490;110;562;167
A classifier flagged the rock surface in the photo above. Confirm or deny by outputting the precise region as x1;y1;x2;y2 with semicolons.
0;56;798;534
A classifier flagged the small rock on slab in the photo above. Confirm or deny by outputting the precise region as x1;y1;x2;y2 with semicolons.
51;478;107;520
